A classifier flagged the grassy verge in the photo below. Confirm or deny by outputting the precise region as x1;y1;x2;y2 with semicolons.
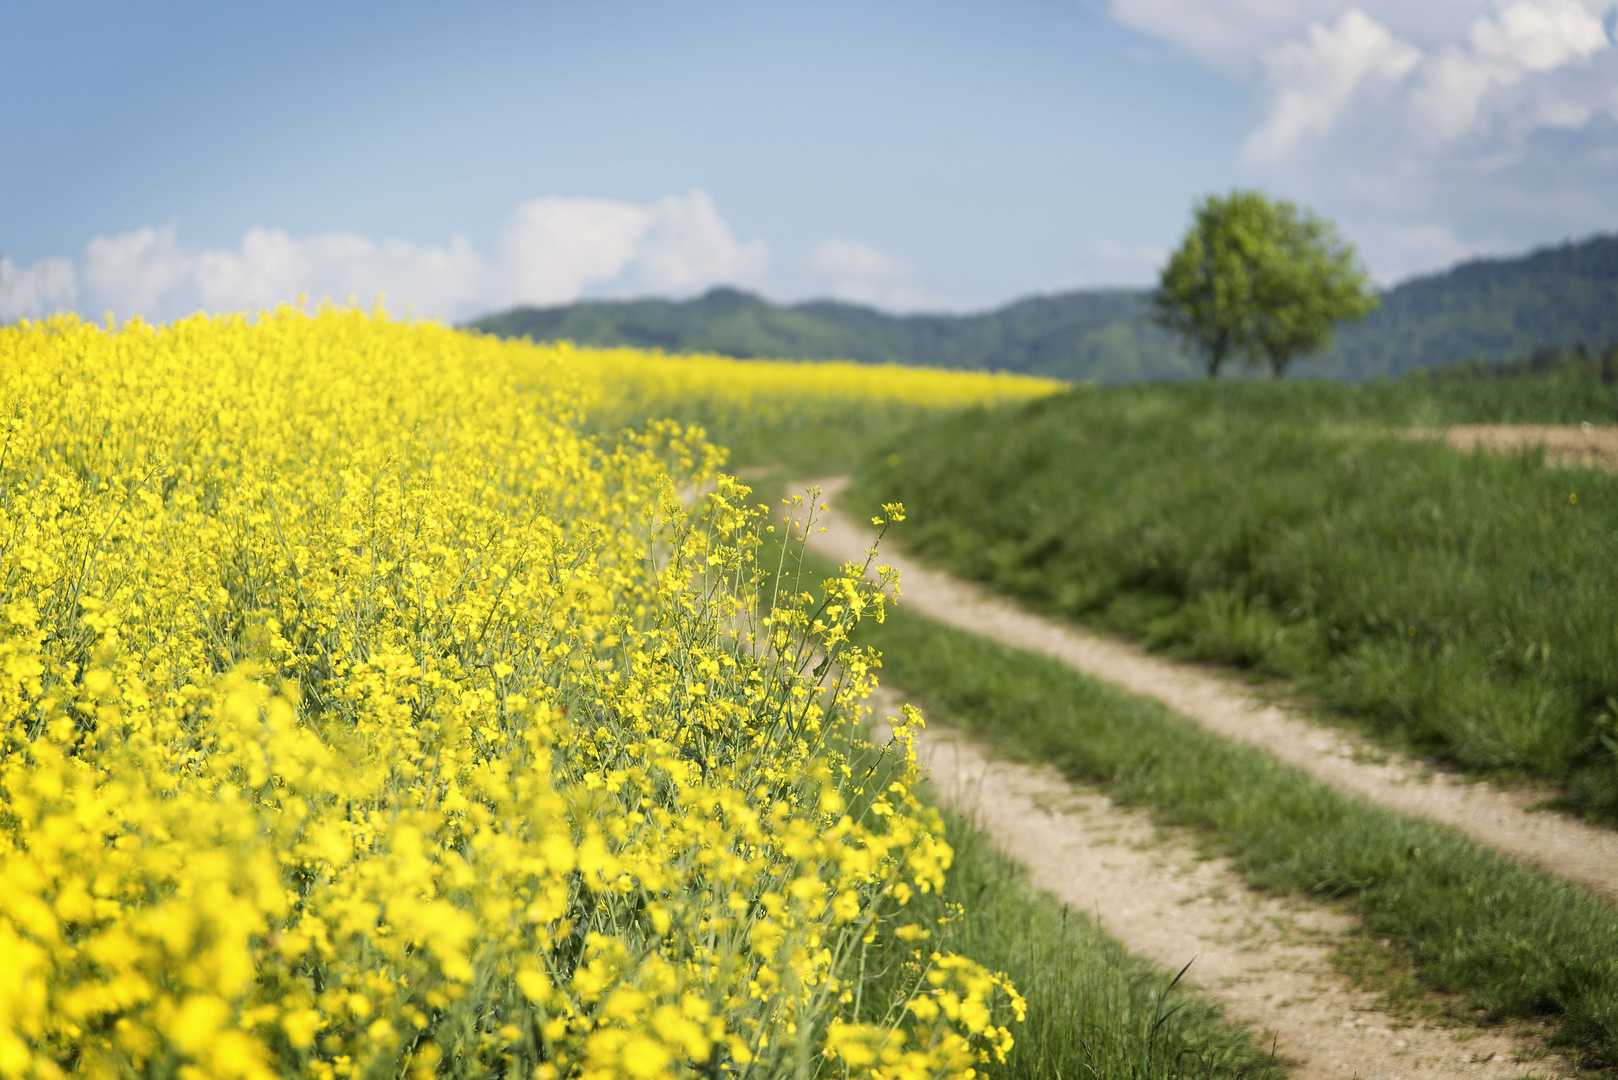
598;395;950;473
762;530;1279;1078
850;382;1618;815
906;801;1282;1079
843;708;1279;1079
853;602;1618;1069
575;351;1062;473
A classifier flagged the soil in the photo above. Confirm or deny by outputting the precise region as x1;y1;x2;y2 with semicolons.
798;476;1618;904
1420;424;1618;473
872;688;1568;1079
769;474;1613;1078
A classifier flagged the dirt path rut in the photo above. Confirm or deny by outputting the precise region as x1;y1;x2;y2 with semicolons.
873;687;1563;1079
1433;424;1618;473
798;476;1618;903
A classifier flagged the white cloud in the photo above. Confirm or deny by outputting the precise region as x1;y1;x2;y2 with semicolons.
499;197;651;307
84;225;192;319
1;254;78;321
193;228;490;316
28;190;765;324
1110;0;1350;73
1116;0;1613;150
1108;0;1618;279
803;238;941;310
1473;0;1608;71
78;223;492;323
1410;0;1609;139
1387;221;1481;273
806;238;909;287
1243;10;1421;161
499;190;766;307
628;191;768;296
1086;240;1172;285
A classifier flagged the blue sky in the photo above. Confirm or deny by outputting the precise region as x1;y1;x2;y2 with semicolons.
4;0;1617;321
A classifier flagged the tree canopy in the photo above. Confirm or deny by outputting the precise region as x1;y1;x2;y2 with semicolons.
1153;190;1377;378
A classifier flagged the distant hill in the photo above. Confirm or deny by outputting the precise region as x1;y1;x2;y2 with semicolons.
1324;234;1618;380
470;287;1194;383
468;233;1618;383
1412;340;1618;385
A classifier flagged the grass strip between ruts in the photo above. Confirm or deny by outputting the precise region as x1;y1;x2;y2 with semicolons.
850;386;1618;816
758;533;1282;1078
908;799;1284;1080
853;604;1618;1070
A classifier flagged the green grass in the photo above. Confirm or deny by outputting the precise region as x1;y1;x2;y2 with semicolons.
759;534;1281;1079
705;400;961;473
595;386;1022;476
679;375;1618;1071
850;380;1618;815
900;803;1282;1079
593;396;978;474
851;604;1618;1070
840;720;1281;1079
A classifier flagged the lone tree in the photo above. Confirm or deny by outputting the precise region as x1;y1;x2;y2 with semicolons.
1153;190;1378;378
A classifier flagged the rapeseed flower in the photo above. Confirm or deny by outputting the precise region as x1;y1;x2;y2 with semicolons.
0;309;1023;1079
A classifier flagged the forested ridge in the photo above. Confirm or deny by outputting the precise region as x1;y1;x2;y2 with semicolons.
470;233;1618;383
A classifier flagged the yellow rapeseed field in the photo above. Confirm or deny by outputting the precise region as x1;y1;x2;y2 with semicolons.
548;343;1064;466
0;310;1031;1080
571;344;1061;431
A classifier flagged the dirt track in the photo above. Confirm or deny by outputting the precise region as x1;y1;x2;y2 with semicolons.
874;687;1564;1080
800;475;1618;903
771;473;1614;1078
1426;423;1618;473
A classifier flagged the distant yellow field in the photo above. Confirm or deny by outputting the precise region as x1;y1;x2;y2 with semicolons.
567;342;1063;416
533;341;1065;466
0;310;1024;1080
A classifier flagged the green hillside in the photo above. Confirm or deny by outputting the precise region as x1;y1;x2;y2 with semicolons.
1328;233;1618;379
468;233;1618;383
470;286;1193;383
1414;340;1618;384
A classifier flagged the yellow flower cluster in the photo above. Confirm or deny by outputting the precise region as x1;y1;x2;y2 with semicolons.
0;310;1023;1080
554;344;1064;457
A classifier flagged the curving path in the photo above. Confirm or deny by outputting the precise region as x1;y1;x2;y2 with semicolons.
871;682;1566;1080
797;476;1618;903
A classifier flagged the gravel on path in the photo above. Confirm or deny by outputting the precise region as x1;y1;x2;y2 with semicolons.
872;687;1566;1080
1432;424;1618;474
797;476;1618;903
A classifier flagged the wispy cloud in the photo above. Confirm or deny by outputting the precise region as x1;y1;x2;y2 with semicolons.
1107;0;1618;277
1088;240;1172;286
1114;0;1616;152
0;254;78;321
499;191;766;308
1243;10;1422;162
7;190;767;325
1410;0;1610;140
802;238;943;311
